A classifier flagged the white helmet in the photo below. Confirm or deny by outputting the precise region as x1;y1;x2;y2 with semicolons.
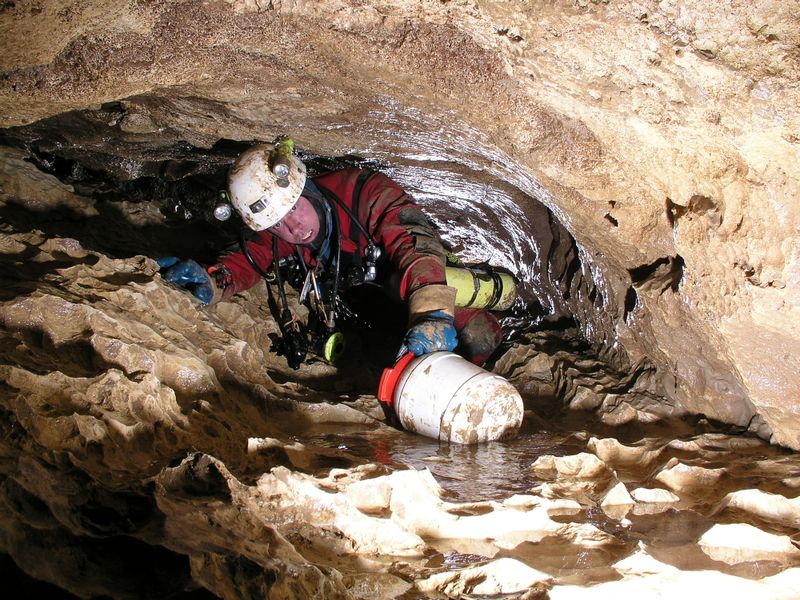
227;143;307;231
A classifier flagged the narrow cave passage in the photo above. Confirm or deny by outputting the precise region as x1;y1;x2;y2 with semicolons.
0;104;640;403
2;0;799;592
0;101;718;439
3;104;798;599
0;105;677;484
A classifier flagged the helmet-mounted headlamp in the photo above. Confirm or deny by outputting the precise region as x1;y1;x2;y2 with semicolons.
271;136;295;187
213;190;233;221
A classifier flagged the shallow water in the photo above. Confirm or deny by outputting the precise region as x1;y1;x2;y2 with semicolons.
298;412;800;582
304;419;800;503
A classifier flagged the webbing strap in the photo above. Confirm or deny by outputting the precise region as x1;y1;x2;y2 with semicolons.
466;270;481;307
487;270;504;309
349;170;374;251
315;170;376;249
462;266;504;309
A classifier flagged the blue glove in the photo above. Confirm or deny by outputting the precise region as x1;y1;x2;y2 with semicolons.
403;310;458;356
157;257;214;305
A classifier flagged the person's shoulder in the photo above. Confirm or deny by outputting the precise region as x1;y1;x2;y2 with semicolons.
313;167;377;192
313;167;365;181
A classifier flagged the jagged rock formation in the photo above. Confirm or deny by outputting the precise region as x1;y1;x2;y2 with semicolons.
1;1;799;598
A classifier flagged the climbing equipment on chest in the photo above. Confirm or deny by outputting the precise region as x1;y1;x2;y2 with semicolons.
315;171;383;287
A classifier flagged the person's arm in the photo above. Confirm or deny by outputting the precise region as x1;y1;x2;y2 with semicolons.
358;171;457;354
358;171;454;311
211;232;291;302
158;232;278;304
159;231;286;305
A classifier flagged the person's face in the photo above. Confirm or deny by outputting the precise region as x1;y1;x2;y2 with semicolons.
268;196;320;244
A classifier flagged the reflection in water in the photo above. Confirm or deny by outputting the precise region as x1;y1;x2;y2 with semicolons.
302;418;800;508
301;415;800;582
377;430;582;503
298;418;581;502
303;423;583;502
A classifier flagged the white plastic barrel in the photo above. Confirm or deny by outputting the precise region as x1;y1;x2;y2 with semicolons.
380;352;524;444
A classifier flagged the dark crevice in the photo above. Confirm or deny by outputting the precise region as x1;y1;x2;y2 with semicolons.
2;552;81;600
629;257;670;284
624;286;638;320
558;245;581;303
628;255;684;293
665;197;683;227
666;195;719;228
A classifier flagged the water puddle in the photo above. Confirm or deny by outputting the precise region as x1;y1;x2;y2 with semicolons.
295;411;800;584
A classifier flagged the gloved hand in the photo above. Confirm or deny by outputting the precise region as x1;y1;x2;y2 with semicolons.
403;310;458;356
156;257;214;305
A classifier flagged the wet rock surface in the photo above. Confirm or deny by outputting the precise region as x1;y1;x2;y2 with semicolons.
1;211;798;596
1;0;799;598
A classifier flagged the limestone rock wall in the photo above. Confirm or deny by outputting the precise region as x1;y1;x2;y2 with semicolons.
1;0;797;446
1;2;800;596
